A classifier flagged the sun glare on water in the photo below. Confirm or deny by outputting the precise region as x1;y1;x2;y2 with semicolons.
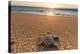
47;9;55;16
47;4;57;16
48;11;53;16
47;3;61;16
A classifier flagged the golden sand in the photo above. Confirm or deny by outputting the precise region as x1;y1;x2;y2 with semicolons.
10;13;77;52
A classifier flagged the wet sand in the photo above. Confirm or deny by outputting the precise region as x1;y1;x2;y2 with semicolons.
10;13;78;53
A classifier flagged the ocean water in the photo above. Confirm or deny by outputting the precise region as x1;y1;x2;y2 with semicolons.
11;6;78;16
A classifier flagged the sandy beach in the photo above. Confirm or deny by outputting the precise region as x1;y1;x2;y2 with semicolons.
10;13;77;52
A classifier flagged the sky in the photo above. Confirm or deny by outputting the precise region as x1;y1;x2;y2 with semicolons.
11;1;78;9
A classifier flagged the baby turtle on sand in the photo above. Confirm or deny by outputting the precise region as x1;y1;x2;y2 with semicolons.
38;32;60;49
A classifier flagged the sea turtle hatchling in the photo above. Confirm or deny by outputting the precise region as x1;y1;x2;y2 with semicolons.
37;32;60;49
